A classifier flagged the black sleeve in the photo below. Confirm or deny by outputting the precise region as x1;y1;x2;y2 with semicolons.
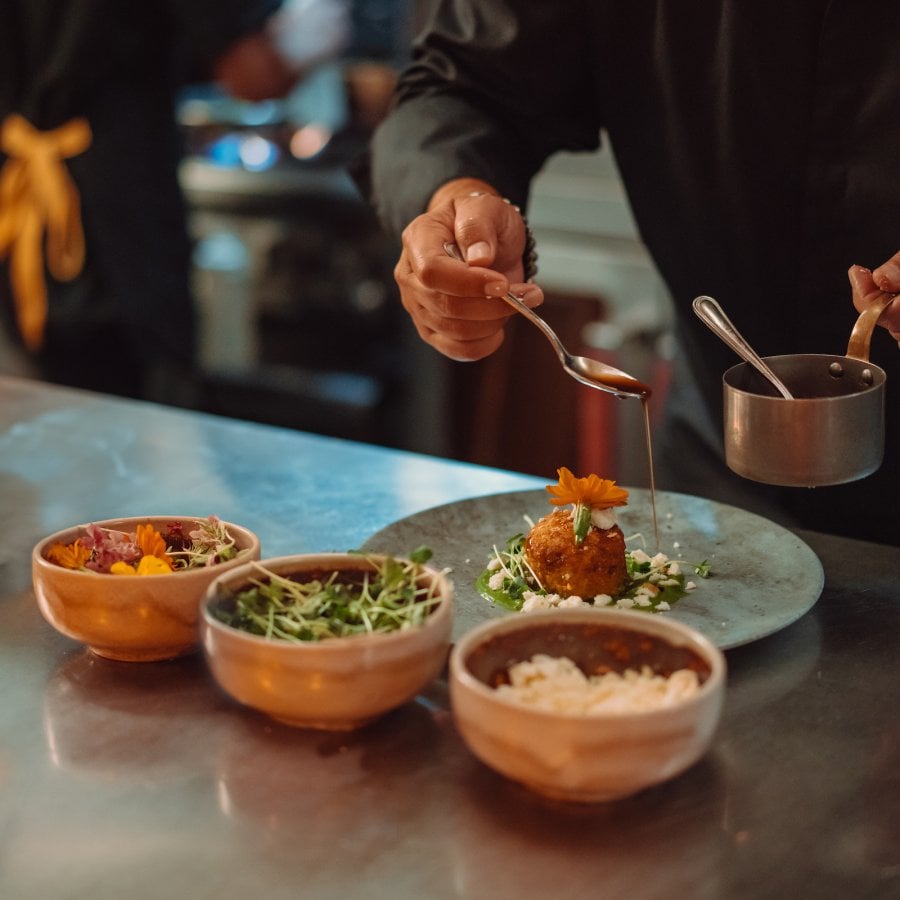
368;0;603;239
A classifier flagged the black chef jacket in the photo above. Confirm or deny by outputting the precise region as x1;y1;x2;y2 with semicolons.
0;0;280;396
369;0;900;545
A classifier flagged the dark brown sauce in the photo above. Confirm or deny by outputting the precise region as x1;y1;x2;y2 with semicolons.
587;371;658;549
599;373;653;398
584;378;659;550
641;397;660;551
465;622;711;687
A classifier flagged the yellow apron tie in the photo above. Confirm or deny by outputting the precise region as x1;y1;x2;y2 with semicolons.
0;113;92;349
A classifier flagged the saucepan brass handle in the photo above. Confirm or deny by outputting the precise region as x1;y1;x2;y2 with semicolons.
846;291;896;361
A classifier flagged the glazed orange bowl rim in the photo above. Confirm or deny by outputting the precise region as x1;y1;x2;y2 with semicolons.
450;606;726;721
201;552;453;650
32;515;261;579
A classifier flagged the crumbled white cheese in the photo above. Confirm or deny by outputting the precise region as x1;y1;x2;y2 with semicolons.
496;654;701;714
488;571;506;590
521;591;553;612
590;508;617;530
522;590;593;612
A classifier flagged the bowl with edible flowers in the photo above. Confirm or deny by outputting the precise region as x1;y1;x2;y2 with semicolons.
32;516;261;662
200;549;453;730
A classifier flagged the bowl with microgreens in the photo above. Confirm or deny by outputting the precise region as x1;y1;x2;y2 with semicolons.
449;607;725;803
201;549;453;730
32;516;261;662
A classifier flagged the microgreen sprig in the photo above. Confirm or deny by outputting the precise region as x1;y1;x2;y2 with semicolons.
168;516;238;569
485;533;544;602
211;550;445;642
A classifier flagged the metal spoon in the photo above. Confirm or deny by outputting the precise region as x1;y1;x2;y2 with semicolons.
443;241;650;399
692;295;794;400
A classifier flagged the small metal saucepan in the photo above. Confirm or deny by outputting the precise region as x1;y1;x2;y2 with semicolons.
713;292;894;487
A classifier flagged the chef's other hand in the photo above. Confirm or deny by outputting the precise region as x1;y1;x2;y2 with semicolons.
395;179;543;361
849;251;900;343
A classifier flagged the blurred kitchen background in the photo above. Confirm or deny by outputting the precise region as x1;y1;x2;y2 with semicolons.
180;0;675;487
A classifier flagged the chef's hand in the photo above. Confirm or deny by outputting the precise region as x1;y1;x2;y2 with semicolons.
849;251;900;344
395;178;543;361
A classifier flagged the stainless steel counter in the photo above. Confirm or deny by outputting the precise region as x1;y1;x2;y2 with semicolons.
1;376;898;899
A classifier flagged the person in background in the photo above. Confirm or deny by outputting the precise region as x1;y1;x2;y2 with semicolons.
365;0;900;546
0;0;349;403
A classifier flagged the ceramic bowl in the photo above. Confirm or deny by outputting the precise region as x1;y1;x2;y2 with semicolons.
32;516;261;662
200;552;454;730
449;608;726;802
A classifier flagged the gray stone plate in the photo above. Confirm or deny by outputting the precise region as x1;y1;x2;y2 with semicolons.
361;488;824;649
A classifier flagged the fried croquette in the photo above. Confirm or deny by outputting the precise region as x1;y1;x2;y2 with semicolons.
524;509;627;598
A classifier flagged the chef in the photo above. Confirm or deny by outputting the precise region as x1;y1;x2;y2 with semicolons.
366;0;900;545
0;0;349;402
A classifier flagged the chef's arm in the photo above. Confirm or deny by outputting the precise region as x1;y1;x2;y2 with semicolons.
368;0;600;240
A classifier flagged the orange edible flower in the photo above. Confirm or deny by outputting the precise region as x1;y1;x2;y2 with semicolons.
136;555;173;575
136;523;173;569
546;467;629;510
110;556;173;576
46;538;91;570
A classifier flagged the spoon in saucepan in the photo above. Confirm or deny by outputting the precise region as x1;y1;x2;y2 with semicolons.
692;294;795;399
443;241;650;399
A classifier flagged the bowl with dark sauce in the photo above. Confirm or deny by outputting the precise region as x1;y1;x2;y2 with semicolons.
449;608;725;802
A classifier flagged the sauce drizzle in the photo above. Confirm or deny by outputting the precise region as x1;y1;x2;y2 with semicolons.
641;397;660;551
